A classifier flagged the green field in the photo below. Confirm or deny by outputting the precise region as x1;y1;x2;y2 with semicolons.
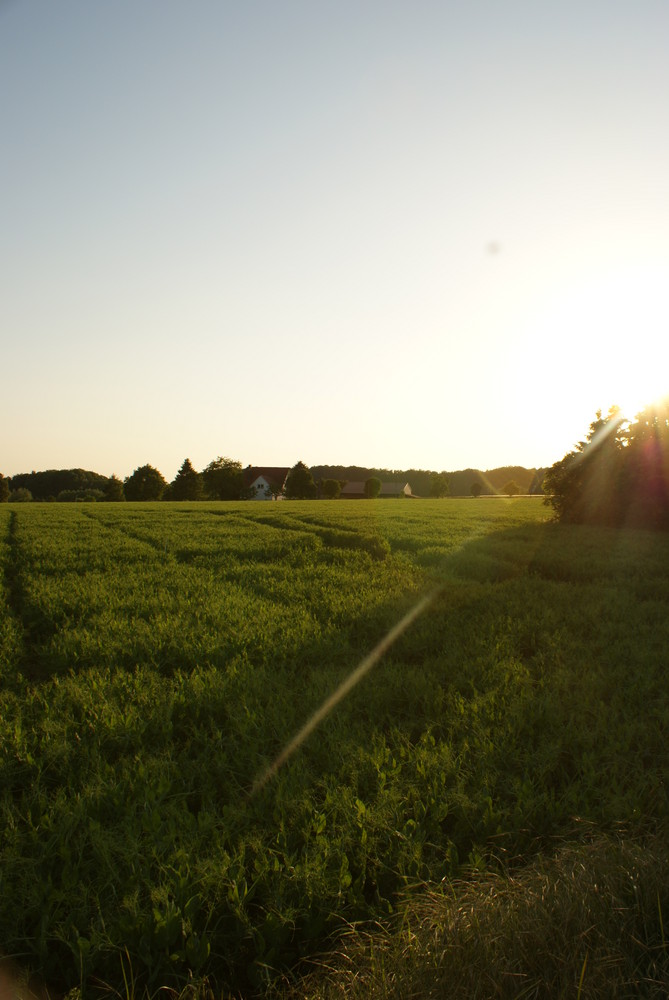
1;499;668;996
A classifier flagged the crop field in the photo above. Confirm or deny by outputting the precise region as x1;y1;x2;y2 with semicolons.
1;499;668;996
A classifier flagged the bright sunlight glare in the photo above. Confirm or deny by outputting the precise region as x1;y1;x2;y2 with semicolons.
526;260;669;425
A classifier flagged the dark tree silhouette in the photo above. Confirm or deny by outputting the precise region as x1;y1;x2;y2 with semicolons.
284;462;317;499
171;458;203;501
124;464;167;501
543;407;625;525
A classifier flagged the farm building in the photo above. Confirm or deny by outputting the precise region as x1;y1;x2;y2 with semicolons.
243;467;290;500
339;481;413;499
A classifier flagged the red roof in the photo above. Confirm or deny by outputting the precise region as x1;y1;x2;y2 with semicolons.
243;467;290;488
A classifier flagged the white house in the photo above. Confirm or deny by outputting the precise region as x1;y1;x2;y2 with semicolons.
243;466;290;500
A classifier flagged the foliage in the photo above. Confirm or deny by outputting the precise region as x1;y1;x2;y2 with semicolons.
470;482;482;497
321;479;342;500
0;474;9;502
364;477;381;499
8;468;108;500
544;402;669;528
1;500;669;997
619;399;669;528
201;457;242;501
429;472;450;498
56;489;105;502
502;480;520;497
284;461;317;499
311;466;545;498
289;835;669;999
8;487;32;502
103;475;126;502
124;464;167;501
171;459;204;501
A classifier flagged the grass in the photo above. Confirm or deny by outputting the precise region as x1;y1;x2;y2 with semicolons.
283;833;669;999
0;499;668;997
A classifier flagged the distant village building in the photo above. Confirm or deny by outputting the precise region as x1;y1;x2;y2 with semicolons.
242;468;413;500
339;481;413;499
243;467;290;500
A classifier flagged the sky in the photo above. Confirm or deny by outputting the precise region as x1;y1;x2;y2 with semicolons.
2;0;669;481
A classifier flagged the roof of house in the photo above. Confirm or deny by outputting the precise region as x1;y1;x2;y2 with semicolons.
340;481;412;496
243;466;291;488
380;482;411;495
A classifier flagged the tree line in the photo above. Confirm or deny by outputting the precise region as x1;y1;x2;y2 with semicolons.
0;460;546;503
0;459;332;503
0;458;245;503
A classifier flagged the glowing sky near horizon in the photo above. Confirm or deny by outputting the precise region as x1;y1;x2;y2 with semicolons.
2;0;668;480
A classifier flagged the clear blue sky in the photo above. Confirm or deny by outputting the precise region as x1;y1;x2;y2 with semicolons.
2;0;668;480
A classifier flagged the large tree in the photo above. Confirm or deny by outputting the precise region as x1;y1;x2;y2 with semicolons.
429;472;450;498
202;457;243;500
124;464;167;501
543;407;626;525
543;401;669;528
0;474;9;503
284;461;317;499
171;458;204;500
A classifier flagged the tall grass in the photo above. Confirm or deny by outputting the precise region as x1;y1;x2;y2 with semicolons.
284;834;669;999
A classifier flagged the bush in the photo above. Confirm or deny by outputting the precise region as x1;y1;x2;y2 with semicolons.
56;489;105;502
364;477;381;499
8;488;32;502
321;479;342;499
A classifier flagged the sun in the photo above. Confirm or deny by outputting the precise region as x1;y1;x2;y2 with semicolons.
528;259;669;426
616;385;667;424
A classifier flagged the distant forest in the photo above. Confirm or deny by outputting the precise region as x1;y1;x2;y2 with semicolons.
0;463;546;502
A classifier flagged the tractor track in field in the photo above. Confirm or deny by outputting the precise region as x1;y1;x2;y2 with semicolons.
1;510;56;682
4;511;22;623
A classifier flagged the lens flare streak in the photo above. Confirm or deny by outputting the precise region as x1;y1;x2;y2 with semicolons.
250;588;441;796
